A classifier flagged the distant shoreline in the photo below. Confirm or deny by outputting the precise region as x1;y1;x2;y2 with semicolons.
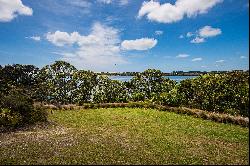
96;70;248;76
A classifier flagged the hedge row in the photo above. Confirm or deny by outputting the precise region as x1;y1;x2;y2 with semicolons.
36;102;249;127
1;62;248;117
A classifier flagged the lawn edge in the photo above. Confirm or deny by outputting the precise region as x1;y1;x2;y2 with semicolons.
35;102;249;127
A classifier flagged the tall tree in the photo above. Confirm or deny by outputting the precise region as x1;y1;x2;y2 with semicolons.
0;64;39;96
93;76;129;103
72;70;98;104
35;61;77;105
130;69;176;101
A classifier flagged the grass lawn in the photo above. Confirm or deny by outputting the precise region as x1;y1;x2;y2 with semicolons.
0;108;248;165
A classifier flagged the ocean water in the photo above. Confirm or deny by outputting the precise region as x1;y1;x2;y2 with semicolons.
109;75;197;83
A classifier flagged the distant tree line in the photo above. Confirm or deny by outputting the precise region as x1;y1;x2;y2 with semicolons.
98;70;246;76
0;61;249;117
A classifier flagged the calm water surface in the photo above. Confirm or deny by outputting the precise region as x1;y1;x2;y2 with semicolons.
109;75;197;82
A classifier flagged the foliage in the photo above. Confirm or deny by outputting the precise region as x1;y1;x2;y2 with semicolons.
0;108;22;127
130;69;176;101
176;72;249;116
158;88;183;107
93;76;129;103
72;70;98;104
0;64;38;97
35;61;77;105
1;61;249;117
0;89;47;127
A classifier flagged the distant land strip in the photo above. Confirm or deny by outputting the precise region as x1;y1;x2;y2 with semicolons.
96;70;248;76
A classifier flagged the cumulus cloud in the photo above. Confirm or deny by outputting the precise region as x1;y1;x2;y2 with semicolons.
26;36;41;41
155;30;163;35
121;38;157;51
186;32;194;38
138;0;222;24
176;54;190;58
46;31;80;46
189;25;221;44
199;26;222;38
0;0;33;22
192;57;202;61
216;59;225;63
47;22;127;71
190;37;205;43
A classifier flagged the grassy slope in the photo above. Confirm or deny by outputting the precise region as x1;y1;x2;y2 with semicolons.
0;108;248;165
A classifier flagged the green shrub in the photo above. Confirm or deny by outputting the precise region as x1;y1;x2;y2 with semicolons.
130;69;176;102
131;92;145;101
224;108;241;116
0;108;22;127
27;107;48;124
0;89;47;127
158;88;182;107
176;72;249;117
93;76;129;103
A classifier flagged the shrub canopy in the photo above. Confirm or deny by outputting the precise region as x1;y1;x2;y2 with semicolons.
0;61;249;117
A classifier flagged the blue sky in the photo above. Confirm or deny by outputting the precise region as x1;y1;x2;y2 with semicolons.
0;0;249;72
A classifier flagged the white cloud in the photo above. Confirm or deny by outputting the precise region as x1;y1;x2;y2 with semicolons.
98;0;128;5
240;56;247;59
66;0;91;8
179;35;184;39
98;0;112;4
192;57;202;61
46;31;80;46
121;38;157;51
155;30;163;35
138;0;222;24
26;36;41;41
216;59;225;63
186;32;194;38
120;0;129;5
199;26;222;38
190;37;205;43
0;0;33;22
176;54;190;58
189;25;221;44
127;54;145;58
52;52;76;58
47;22;127;71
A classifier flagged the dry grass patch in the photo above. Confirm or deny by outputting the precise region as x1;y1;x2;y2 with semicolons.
0;108;248;165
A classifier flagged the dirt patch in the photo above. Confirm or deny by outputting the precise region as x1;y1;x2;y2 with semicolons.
0;121;72;147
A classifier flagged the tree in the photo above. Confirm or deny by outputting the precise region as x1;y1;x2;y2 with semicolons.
130;69;176;101
72;70;98;104
176;72;249;116
0;64;39;97
93;76;129;103
35;61;77;105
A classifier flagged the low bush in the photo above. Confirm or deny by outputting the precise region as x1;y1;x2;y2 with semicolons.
175;72;249;117
0;89;47;128
0;108;22;127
